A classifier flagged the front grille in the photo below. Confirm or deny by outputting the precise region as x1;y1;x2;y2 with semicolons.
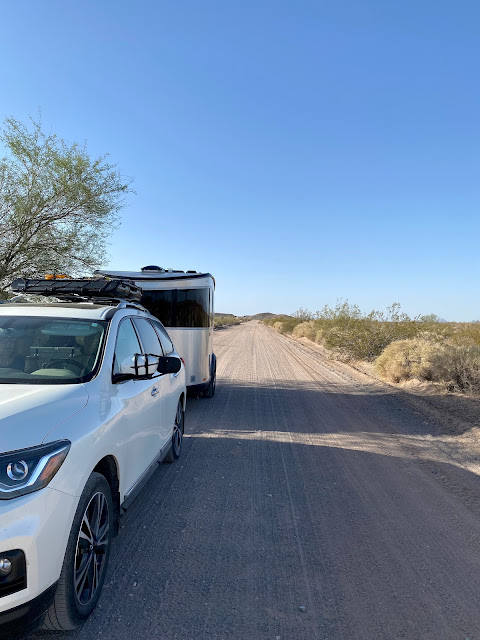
0;576;26;597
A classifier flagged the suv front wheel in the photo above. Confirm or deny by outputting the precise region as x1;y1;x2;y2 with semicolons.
43;472;114;630
165;400;185;462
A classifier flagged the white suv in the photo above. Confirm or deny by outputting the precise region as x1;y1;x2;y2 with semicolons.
0;296;186;637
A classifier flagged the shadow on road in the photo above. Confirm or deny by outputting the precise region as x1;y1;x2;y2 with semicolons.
29;379;480;640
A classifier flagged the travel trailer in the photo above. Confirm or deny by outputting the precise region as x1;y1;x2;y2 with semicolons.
97;266;216;397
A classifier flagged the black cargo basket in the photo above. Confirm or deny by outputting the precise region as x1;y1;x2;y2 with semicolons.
10;278;143;303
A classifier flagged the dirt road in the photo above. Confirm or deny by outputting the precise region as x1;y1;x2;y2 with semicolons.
32;321;480;640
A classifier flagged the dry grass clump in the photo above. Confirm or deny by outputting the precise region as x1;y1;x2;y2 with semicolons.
430;343;480;393
293;321;317;341
376;338;480;394
375;337;438;383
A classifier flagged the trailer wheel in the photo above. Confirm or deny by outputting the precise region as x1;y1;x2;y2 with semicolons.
203;361;216;398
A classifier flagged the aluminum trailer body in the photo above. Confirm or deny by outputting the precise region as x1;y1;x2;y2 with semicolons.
96;267;216;396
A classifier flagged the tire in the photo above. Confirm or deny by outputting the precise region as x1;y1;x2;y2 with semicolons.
165;400;185;462
203;363;216;399
43;472;114;631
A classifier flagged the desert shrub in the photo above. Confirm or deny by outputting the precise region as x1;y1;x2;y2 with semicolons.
375;337;439;382
266;315;300;334
311;301;422;361
262;317;277;326
317;320;394;361
376;337;480;394
448;323;480;346
264;304;480;394
430;343;480;393
292;308;315;322
293;321;317;341
214;315;242;328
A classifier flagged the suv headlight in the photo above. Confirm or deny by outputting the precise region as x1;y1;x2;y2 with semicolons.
0;441;70;500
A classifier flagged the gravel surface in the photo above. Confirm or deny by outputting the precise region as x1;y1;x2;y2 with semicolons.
31;321;480;640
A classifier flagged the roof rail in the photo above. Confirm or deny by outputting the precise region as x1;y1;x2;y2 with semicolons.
116;300;148;312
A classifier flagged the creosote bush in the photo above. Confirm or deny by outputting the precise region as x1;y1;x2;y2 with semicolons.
264;315;298;335
263;300;480;395
430;343;480;393
214;316;242;328
265;301;427;361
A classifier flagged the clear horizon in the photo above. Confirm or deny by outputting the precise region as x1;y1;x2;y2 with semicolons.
1;1;478;321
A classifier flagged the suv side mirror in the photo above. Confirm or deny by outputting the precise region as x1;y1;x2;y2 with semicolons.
157;356;181;375
145;354;160;376
113;354;149;382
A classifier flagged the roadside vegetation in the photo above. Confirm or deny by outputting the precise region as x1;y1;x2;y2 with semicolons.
214;314;243;328
263;301;480;395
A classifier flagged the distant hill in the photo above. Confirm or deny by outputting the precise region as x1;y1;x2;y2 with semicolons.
247;312;276;320
214;312;279;321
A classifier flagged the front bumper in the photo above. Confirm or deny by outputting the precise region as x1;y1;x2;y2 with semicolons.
0;487;78;618
0;582;57;639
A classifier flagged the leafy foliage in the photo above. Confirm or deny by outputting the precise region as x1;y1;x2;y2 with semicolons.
265;300;425;360
214;315;242;328
0;115;132;296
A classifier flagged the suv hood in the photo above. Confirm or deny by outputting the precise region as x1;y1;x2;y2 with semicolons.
0;385;88;453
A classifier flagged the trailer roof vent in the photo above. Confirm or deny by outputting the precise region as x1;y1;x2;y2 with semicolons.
141;265;163;271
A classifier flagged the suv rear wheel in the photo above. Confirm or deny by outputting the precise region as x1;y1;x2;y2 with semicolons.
43;472;113;630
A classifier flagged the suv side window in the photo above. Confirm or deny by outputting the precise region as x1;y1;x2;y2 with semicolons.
132;318;163;356
113;319;141;375
150;319;174;355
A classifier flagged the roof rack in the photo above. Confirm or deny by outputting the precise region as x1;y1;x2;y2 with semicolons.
9;277;143;305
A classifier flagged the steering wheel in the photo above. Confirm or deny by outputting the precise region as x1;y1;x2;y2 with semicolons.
46;359;85;373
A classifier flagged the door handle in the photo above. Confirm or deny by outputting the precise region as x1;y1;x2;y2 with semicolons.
151;387;159;397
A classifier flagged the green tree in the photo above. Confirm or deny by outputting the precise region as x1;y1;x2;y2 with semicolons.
0;115;132;297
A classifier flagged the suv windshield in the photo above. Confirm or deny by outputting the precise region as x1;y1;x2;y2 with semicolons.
0;316;107;384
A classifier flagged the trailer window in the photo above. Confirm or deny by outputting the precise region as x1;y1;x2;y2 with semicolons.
176;289;209;328
141;290;174;327
140;288;210;328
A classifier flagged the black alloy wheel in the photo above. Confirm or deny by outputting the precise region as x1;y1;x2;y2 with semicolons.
166;400;184;462
74;491;110;606
43;473;114;631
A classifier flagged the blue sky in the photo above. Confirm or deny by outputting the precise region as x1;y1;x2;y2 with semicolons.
1;1;479;319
